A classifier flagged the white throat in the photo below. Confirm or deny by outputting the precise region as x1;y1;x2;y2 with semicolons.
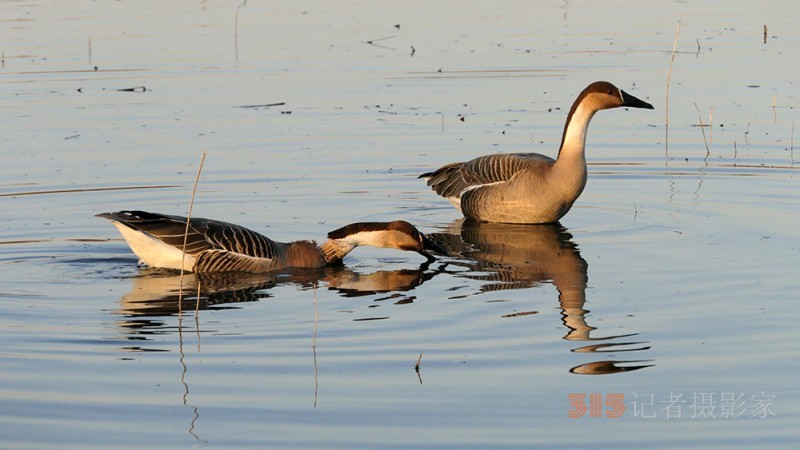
559;103;597;159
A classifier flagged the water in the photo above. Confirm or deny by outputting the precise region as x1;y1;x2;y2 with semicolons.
2;1;798;448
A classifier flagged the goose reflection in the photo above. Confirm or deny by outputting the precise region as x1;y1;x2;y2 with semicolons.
429;219;652;375
116;262;440;332
323;261;438;300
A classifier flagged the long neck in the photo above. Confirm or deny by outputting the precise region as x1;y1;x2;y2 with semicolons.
551;101;595;204
319;230;395;264
557;101;597;161
283;240;327;268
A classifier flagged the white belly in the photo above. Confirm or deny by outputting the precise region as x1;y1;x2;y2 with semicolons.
112;223;196;271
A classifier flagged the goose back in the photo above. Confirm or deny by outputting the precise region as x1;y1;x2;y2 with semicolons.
96;211;322;273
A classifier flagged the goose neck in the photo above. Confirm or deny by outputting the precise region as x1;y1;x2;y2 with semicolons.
557;102;597;160
285;240;327;268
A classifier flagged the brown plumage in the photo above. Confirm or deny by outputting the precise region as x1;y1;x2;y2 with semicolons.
97;211;447;273
420;81;654;224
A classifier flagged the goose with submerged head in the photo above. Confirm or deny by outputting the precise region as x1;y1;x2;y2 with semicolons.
97;210;447;273
420;81;654;224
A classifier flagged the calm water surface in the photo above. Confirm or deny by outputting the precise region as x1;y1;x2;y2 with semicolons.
1;1;798;448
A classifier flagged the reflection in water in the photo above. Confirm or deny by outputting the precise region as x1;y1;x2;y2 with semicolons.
116;264;439;332
177;313;204;444
323;261;438;303
429;220;653;375
115;264;445;430
569;360;654;375
114;222;652;376
117;268;280;338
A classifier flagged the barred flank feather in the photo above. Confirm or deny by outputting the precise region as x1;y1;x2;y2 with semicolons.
97;210;299;273
98;211;444;273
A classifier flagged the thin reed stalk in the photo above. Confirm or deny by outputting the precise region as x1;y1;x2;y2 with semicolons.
178;150;207;314
694;103;710;157
665;22;681;158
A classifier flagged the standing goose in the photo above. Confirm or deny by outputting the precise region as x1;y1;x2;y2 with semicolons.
97;210;446;273
420;81;654;224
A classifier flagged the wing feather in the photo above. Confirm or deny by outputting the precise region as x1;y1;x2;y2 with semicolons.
420;153;554;200
97;210;281;259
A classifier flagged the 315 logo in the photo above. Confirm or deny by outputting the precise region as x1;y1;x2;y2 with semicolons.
568;393;625;418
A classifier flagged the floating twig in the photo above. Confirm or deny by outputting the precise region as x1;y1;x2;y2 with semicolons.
117;86;147;92
236;102;286;109
415;352;423;384
763;24;768;44
366;35;396;50
501;310;538;318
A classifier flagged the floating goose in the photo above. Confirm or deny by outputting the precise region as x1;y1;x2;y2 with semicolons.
97;210;446;273
420;81;654;224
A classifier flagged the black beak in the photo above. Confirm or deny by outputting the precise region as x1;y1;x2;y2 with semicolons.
419;234;448;260
620;90;654;110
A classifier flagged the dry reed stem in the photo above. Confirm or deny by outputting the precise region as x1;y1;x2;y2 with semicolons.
745;122;751;149
196;279;202;315
665;22;681;157
178;150;207;314
235;1;247;63
772;94;777;123
312;282;319;407
312;282;318;349
709;108;713;143
694;103;710;156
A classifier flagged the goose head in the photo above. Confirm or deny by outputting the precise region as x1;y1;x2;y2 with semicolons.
557;81;654;156
580;81;654;111
322;220;448;263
